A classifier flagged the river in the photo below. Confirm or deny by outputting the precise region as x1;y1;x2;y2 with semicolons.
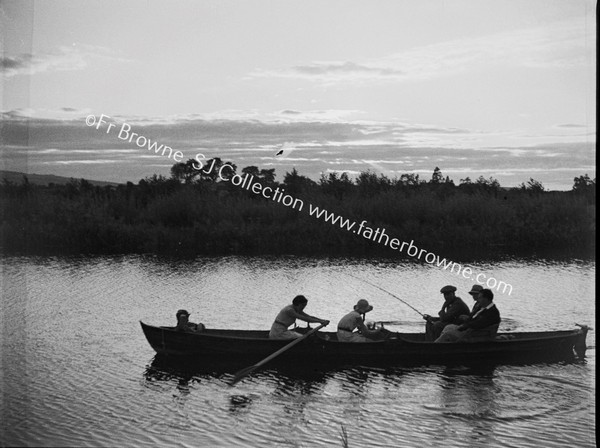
0;255;595;447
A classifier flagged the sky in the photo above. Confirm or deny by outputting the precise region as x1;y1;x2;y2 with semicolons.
1;0;596;190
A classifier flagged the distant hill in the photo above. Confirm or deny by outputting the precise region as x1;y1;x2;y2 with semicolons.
0;170;120;187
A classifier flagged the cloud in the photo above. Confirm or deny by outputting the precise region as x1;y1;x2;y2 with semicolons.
1;55;33;70
252;61;406;84
33;148;138;155
249;18;591;85
102;108;363;125
556;123;587;128
1;47;86;77
291;61;403;77
44;160;124;165
1;110;589;157
1;45;129;78
1;110;594;189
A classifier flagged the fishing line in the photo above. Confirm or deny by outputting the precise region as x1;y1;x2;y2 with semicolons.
342;272;425;317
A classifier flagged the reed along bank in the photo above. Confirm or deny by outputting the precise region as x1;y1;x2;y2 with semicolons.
0;165;595;260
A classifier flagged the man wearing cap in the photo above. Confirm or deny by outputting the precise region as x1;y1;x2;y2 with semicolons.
423;285;470;341
269;295;330;339
337;299;384;342
435;288;501;342
175;309;205;333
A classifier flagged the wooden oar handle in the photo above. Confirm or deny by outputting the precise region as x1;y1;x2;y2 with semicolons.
229;322;327;386
253;322;326;368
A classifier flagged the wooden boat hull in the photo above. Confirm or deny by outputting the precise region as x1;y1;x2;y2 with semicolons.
140;321;589;367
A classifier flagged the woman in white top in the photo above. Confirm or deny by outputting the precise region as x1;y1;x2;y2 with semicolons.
337;299;383;342
269;295;330;339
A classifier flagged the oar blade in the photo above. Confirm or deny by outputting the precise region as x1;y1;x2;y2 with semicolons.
229;365;257;386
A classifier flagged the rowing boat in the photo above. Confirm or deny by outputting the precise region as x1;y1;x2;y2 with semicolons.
140;321;589;367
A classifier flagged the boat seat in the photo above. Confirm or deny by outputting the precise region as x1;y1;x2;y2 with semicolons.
495;334;516;340
486;323;500;339
460;323;500;342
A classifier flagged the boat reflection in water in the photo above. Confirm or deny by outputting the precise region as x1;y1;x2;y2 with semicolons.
144;352;333;384
141;312;591;448
142;349;593;447
143;353;334;418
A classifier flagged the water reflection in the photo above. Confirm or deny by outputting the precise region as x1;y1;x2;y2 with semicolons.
144;356;199;382
1;255;594;448
228;394;255;415
338;367;372;399
270;370;328;397
274;377;326;421
175;378;192;395
425;366;500;447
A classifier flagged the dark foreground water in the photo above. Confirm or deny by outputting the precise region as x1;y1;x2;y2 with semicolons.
0;255;595;447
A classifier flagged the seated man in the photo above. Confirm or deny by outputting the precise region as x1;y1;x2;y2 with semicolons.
456;284;484;324
435;288;500;343
423;285;470;340
175;309;205;333
337;299;384;342
269;295;330;339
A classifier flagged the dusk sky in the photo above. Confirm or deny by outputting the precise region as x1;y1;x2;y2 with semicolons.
1;0;596;190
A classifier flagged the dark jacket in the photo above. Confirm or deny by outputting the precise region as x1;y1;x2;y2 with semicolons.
470;302;482;315
439;297;470;324
461;304;501;330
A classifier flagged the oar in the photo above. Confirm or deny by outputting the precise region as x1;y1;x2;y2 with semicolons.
344;272;425;317
229;323;326;386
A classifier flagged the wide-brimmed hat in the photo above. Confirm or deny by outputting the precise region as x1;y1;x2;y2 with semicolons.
440;285;457;294
468;285;484;296
176;309;190;318
354;299;373;313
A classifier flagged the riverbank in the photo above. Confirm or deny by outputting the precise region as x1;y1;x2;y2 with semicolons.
0;170;594;259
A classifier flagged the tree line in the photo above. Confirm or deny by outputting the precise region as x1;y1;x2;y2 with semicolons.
0;159;595;259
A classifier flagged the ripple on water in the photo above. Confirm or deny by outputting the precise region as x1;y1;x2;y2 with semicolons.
0;255;595;448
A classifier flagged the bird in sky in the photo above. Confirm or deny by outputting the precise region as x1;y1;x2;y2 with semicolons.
275;142;295;158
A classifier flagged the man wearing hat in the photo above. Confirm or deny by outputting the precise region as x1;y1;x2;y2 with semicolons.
337;299;384;342
456;284;485;324
423;286;470;341
467;284;484;314
175;309;205;333
435;288;501;343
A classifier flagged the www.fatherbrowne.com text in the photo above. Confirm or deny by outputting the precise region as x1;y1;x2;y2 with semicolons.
86;114;514;296
215;165;513;296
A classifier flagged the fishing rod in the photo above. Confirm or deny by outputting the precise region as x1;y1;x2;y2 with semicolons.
343;272;425;317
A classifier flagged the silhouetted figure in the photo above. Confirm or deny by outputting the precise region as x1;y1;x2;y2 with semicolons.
456;284;484;324
435;288;501;343
269;295;330;339
337;299;386;342
175;309;205;333
423;285;469;340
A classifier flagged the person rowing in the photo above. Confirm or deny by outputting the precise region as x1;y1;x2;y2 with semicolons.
269;295;330;339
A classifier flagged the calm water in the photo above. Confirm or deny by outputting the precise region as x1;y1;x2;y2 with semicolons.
0;255;595;447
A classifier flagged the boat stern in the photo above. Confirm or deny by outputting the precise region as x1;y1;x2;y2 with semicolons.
574;324;590;359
